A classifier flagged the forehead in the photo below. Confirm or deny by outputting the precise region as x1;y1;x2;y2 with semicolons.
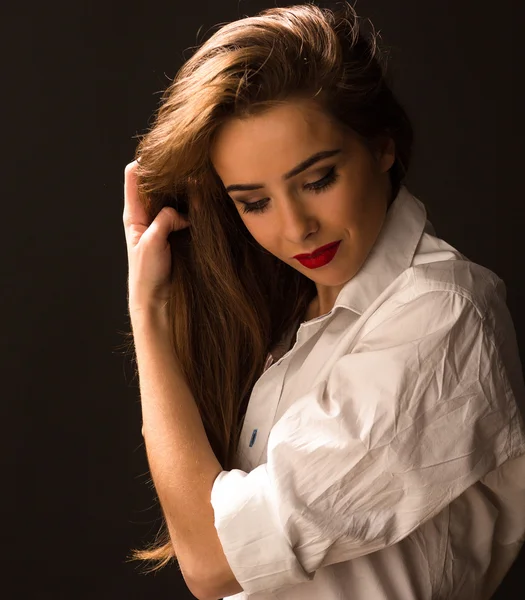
210;100;347;182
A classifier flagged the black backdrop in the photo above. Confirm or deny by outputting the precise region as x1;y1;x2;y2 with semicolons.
1;1;523;598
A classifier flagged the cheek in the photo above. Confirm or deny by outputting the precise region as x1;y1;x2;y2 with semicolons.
332;158;381;220
324;186;384;244
241;217;279;252
323;188;363;224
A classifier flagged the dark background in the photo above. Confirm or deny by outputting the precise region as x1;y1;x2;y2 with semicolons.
1;0;523;597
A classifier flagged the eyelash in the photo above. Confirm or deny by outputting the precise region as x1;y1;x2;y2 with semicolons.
240;166;339;215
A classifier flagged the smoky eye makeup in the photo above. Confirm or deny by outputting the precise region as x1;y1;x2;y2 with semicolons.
238;165;339;214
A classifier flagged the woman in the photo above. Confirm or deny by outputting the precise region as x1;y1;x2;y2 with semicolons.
123;3;525;599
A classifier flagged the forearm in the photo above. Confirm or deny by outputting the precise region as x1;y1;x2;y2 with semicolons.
131;309;224;587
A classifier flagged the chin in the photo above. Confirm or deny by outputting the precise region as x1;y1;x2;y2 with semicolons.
305;267;356;285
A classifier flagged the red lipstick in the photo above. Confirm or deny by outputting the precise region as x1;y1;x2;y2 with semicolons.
293;240;342;269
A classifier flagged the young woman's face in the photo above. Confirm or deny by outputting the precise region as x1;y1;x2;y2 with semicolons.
210;99;395;296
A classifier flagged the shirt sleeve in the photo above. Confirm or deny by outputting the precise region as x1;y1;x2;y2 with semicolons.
210;287;524;596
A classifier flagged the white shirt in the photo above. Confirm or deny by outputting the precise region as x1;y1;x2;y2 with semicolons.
210;186;525;600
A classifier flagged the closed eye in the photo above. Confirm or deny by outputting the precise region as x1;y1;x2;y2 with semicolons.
239;166;339;214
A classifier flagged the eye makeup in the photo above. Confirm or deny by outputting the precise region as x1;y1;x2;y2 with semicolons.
239;166;339;214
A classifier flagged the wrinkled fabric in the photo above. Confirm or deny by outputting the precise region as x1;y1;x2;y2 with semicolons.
210;186;525;599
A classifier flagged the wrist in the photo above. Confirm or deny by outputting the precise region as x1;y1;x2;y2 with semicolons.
129;304;171;336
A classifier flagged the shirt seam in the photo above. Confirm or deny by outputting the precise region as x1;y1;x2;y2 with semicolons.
480;313;522;459
339;266;493;346
435;505;451;598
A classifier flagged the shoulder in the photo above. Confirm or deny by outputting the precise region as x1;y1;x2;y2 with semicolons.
366;257;506;333
356;258;510;354
409;258;505;320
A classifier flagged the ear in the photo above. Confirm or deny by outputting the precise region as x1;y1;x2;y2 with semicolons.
373;136;396;173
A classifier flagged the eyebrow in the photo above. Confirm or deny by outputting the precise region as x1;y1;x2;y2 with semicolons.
224;148;342;193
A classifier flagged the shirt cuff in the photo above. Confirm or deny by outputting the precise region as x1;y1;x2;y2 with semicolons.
210;466;314;595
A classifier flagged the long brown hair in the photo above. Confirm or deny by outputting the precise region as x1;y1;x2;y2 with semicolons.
124;1;413;573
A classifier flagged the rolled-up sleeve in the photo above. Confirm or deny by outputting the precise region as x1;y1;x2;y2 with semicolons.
210;288;523;596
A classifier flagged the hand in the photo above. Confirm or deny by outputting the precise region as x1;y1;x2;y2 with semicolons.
123;160;190;316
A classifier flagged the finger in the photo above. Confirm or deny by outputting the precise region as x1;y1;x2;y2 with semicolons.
155;206;190;233
123;161;149;249
141;206;190;247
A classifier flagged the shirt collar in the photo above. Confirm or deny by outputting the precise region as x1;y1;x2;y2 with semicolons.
332;185;428;316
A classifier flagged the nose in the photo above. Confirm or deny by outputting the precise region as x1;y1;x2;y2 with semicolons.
277;195;319;245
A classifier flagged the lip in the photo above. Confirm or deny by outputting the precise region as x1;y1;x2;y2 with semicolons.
293;240;342;259
293;240;342;269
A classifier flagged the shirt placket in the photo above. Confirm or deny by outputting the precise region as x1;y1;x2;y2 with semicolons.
239;317;332;469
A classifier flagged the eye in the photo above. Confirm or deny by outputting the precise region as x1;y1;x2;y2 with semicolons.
304;166;338;193
240;199;270;214
239;166;339;215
